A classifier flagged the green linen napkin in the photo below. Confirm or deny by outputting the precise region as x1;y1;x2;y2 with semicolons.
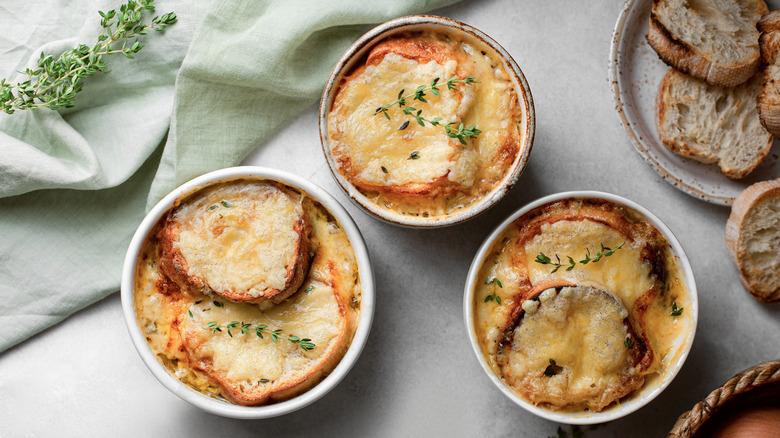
0;0;460;352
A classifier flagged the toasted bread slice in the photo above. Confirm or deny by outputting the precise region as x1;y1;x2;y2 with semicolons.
758;11;780;137
647;0;767;87
725;179;780;303
496;282;652;412
177;277;349;405
656;69;772;179
328;35;480;197
158;181;312;304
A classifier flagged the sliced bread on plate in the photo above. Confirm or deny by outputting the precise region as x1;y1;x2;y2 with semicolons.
656;68;773;179
648;0;768;87
758;10;780;137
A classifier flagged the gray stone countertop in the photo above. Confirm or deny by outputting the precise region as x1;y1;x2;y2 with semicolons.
2;1;778;436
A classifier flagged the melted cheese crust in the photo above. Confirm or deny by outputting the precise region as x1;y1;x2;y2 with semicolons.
134;179;361;405
161;181;308;300
328;31;525;218
473;199;693;412
500;285;641;412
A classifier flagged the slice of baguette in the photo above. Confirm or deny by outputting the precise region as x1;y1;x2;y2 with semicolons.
159;181;312;304
648;0;768;88
725;179;780;303
758;10;780;137
656;69;773;179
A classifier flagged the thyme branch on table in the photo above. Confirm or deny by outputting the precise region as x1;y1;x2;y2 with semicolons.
205;321;316;351
534;241;626;273
374;76;482;145
0;0;176;114
484;277;503;304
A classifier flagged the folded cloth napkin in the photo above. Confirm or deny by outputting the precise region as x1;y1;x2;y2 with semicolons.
0;0;460;352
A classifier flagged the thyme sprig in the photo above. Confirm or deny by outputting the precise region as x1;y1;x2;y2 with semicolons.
535;241;626;273
0;0;176;114
484;277;503;304
205;321;316;351
670;302;684;317
374;76;482;145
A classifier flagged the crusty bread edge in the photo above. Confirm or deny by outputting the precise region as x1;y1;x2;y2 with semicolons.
647;7;763;88
758;10;780;137
725;179;780;303
656;69;774;179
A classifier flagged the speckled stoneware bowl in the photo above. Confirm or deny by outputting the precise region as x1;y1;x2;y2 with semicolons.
319;15;535;228
120;166;375;419
464;191;698;424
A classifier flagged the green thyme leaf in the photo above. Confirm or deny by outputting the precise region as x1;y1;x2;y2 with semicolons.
670;302;684;317
0;0;176;114
535;241;626;274
204;321;315;351
374;76;481;142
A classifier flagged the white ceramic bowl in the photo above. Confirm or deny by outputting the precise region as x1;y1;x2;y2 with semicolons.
319;15;535;228
463;191;698;424
120;166;375;419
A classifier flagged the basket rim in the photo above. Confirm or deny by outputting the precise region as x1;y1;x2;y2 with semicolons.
667;359;780;437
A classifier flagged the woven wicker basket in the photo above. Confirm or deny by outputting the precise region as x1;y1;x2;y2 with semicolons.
667;359;780;437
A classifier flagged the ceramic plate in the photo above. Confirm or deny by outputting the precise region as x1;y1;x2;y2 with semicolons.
609;0;780;206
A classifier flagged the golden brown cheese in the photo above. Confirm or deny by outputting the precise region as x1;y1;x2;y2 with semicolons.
158;181;311;304
134;179;361;405
328;31;524;218
473;198;693;412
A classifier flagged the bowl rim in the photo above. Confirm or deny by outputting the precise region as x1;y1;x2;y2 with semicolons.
318;14;536;228
120;166;375;419
462;190;699;424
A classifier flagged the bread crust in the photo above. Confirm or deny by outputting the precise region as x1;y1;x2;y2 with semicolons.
758;10;780;137
647;0;767;88
158;183;313;304
656;69;773;178
725;179;780;303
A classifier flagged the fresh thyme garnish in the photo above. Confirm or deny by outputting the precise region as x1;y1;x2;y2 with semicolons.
373;76;482;145
483;277;503;304
535;241;626;273
670;302;684;317
0;0;176;114
304;286;314;293
194;300;202;305
544;358;562;377
188;310;194;319
220;200;234;208
624;335;633;348
259;378;270;384
205;321;315;351
380;165;389;174
213;301;223;307
408;151;421;160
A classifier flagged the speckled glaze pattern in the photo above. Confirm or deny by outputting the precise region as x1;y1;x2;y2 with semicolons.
609;0;780;206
